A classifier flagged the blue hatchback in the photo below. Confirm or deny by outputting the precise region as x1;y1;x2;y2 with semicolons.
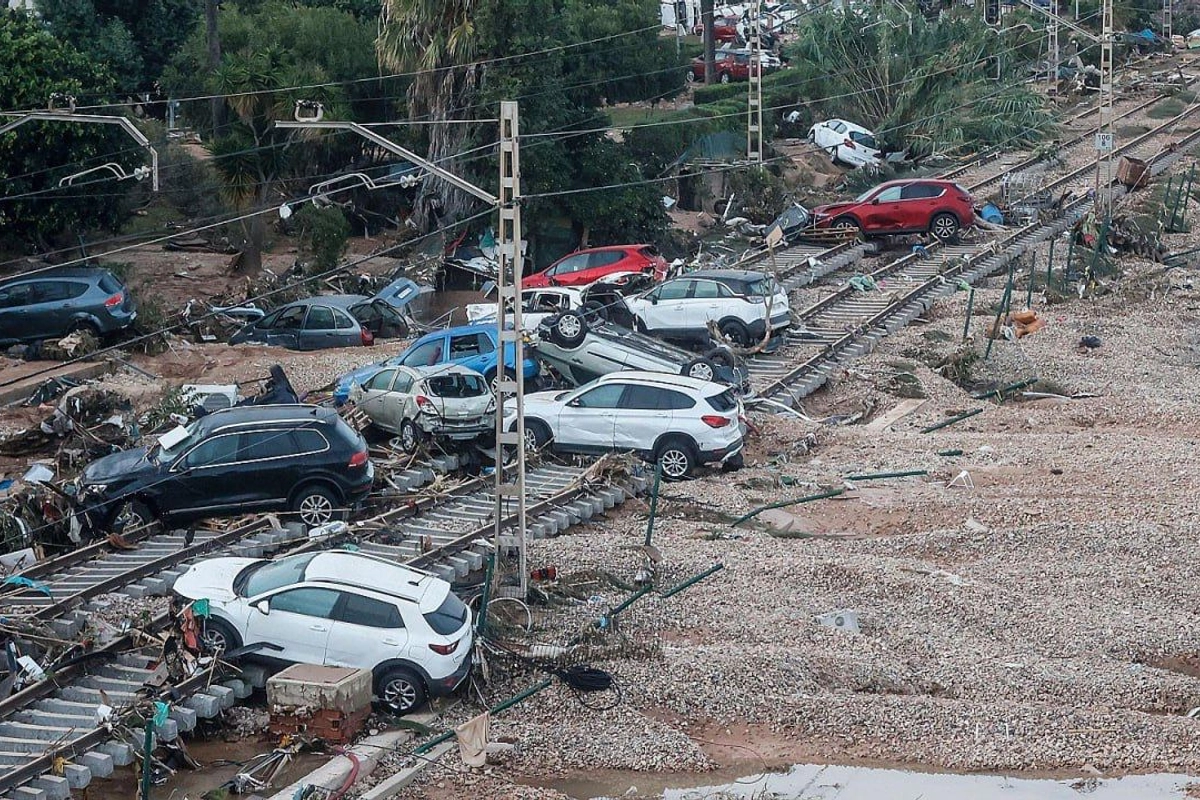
334;324;539;404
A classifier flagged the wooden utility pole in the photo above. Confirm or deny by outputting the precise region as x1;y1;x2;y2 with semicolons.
747;0;763;162
205;0;225;136
701;0;716;83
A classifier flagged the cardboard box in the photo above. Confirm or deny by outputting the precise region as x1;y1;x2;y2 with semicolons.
1116;156;1149;189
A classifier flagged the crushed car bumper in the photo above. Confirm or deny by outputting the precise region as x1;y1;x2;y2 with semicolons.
429;648;473;697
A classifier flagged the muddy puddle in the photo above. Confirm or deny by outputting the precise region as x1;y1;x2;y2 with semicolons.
542;764;1200;799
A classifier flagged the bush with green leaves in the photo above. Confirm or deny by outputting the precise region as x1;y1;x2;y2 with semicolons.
293;205;350;272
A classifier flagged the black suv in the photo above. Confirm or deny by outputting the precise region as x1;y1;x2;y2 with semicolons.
76;405;372;532
0;267;137;344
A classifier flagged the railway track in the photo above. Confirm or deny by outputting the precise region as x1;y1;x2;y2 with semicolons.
0;456;644;797
747;100;1200;404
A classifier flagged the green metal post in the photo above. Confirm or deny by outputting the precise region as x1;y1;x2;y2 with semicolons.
1025;252;1037;309
414;678;554;755
844;469;928;481
962;287;975;342
936;449;964;457
1065;238;1075;284
140;720;154;800
659;562;725;599
644;460;662;547
475;554;494;635
1046;238;1055;288
596;584;654;629
972;377;1039;402
1159;175;1176;233
984;260;1016;360
920;408;984;433
731;488;845;526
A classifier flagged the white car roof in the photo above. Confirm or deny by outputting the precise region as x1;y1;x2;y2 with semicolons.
303;551;448;611
591;370;728;394
823;118;875;136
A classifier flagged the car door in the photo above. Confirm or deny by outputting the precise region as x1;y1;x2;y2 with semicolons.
449;331;496;374
0;282;36;340
244;587;339;665
638;279;692;333
169;432;251;517
299;305;339;350
356;368;399;428
545;254;589;286
330;307;360;346
577;250;624;284
688;280;726;333
399;336;448;369
860;185;904;230
324;591;407;670
555;382;624;451
611;384;666;454
265;305;305;349
899;182;944;232
240;429;306;505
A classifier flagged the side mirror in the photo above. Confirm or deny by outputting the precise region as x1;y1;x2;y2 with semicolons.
648;295;658;305
566;398;582;408
871;198;880;205
253;600;270;615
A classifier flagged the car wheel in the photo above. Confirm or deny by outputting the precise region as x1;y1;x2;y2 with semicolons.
930;212;960;241
722;451;745;472
686;68;697;82
832;217;861;235
523;419;551;451
655;437;696;480
827;146;840;164
487;367;517;395
399;418;423;454
378;667;427;714
201;618;241;654
550;311;587;348
682;357;718;382
291;485;343;527
581;300;608;325
112;499;155;534
718;320;752;347
719;71;731;84
68;320;101;338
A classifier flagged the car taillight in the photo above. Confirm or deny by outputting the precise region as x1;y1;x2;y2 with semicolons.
843;138;856;150
429;639;459;655
347;450;368;469
416;395;434;413
701;415;732;428
104;292;123;308
361;328;375;346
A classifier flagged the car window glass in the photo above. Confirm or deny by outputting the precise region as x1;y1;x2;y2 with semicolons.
30;281;75;303
716;282;735;298
428;373;487;397
449;334;484;358
0;284;32;309
662;390;696;410
305;306;335;330
551;254;587;275
242;430;294;460
831;121;846;133
366;369;397;391
392;373;415;393
588;251;624;268
271;588;340;618
273;306;306;329
256;309;280;329
332;309;356;330
243;553;318;596
181;433;240;468
476;333;495;354
402;339;444;367
657;280;691;301
337;593;403;628
692;281;720;299
99;273;121;294
621;385;662;409
850;131;877;150
573;383;625;408
292;429;328;455
875;186;902;202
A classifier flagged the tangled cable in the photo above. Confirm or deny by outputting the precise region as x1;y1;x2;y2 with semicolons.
482;636;622;711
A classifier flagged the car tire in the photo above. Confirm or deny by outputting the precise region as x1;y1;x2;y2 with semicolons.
832;216;861;235
550;311;587;348
378;667;427;714
719;71;731;84
68;319;101;338
290;485;345;528
111;499;155;534
682;357;718;383
930;212;960;241
686;68;697;82
201;617;242;654
718;320;752;347
486;367;517;395
655;436;696;480
704;346;739;370
581;300;608;325
722;451;745;472
399;418;424;454
523;419;552;451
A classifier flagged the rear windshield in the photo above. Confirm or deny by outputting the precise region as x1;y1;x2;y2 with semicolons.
746;278;776;296
638;246;661;259
850;131;877;150
426;374;487;398
99;273;122;294
238;553;318;597
424;592;469;635
706;390;738;413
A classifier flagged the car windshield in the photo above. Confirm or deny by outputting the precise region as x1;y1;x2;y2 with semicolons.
854;186;882;202
423;591;469;635
426;373;487;398
236;553;318;597
150;422;202;465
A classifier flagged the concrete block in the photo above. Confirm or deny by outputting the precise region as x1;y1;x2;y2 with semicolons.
11;786;47;800
267;665;371;715
155;718;179;741
61;764;91;790
206;684;236;710
239;663;272;690
30;777;69;800
97;741;135;767
184;693;222;719
138;577;168;595
223;679;252;699
169;705;198;732
79;750;114;778
121;584;150;599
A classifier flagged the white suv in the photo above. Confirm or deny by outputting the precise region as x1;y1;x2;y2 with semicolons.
514;371;745;478
172;551;473;713
622;269;791;347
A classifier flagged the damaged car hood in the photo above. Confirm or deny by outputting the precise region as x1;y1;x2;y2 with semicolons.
80;447;154;485
173;557;261;603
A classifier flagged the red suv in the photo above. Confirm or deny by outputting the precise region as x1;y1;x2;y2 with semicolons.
810;179;977;240
524;245;668;289
686;51;776;84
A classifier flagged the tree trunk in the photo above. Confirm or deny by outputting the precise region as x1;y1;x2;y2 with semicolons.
410;67;483;233
205;0;225;137
702;0;715;83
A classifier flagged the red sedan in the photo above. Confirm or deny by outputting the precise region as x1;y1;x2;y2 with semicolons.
810;179;976;240
686;51;777;84
523;245;668;289
692;16;740;41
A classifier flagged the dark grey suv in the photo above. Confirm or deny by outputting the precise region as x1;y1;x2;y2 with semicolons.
0;268;137;344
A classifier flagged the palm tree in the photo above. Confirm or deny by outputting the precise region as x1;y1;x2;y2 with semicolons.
377;0;484;231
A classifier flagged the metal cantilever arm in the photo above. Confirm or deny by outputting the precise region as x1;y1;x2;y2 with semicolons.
0;112;159;191
275;119;498;206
